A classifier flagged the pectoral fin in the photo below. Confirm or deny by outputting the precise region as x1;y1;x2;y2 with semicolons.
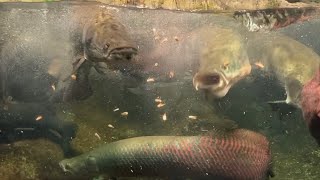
268;78;302;109
284;77;302;107
267;100;287;104
267;100;288;111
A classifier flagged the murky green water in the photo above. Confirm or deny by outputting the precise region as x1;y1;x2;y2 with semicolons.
0;1;320;180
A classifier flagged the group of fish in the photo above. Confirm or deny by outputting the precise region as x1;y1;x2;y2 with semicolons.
56;3;320;180
2;1;320;180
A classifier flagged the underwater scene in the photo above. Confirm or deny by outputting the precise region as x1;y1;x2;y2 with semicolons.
0;0;320;179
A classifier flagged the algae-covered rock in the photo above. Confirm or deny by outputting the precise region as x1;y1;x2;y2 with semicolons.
0;139;64;179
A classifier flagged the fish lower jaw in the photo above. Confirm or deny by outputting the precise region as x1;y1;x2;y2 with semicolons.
210;84;232;98
196;84;231;98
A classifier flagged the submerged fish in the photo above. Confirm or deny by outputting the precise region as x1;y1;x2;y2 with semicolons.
142;25;251;99
234;7;320;32
300;70;320;145
246;33;320;108
59;128;273;179
59;10;139;102
80;11;138;71
192;27;252;98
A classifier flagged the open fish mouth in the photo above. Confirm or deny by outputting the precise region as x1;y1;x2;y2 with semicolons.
107;47;138;61
193;71;230;98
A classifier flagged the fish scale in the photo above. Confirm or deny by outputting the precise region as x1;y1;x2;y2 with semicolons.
60;129;272;179
123;137;260;178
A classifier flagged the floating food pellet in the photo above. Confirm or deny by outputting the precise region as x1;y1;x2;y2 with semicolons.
35;115;43;121
108;124;115;129
162;113;167;121
51;84;56;91
94;133;101;140
146;77;155;82
71;74;77;80
121;112;128;116
155;98;162;103
160;38;168;43
169;71;175;78
188;115;197;120
113;108;119;112
254;62;264;68
157;102;165;108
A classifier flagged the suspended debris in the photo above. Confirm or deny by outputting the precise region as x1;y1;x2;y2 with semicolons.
71;74;77;80
108;124;115;129
155;97;162;103
147;77;155;82
162;113;167;121
35;115;43;121
113;108;120;112
51;84;56;91
254;62;265;68
121;112;129;116
157;102;166;108
94;133;101;140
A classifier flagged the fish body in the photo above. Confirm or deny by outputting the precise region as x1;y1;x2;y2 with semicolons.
234;7;320;32
0;3;139;103
60;129;273;179
301;70;320;145
246;33;320;107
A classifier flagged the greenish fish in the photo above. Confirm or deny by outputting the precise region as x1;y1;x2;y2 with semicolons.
192;27;252;98
247;33;320;108
59;128;273;179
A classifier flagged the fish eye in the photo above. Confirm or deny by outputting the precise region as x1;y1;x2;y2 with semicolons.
221;61;230;70
126;54;133;61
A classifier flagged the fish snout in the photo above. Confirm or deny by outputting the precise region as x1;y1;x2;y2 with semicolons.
193;71;231;98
